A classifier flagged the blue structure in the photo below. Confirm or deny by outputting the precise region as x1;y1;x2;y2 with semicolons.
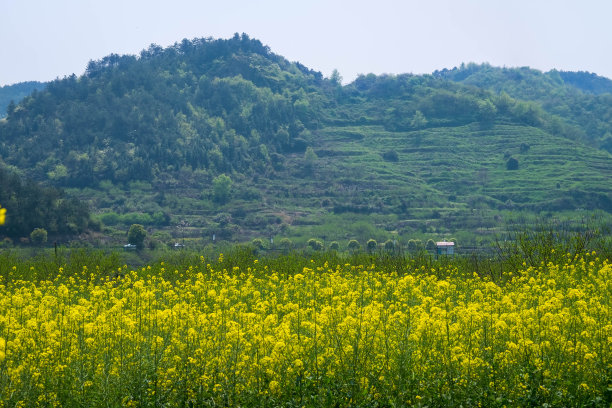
436;241;455;255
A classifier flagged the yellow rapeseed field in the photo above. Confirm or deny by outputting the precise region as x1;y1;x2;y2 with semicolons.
0;253;609;407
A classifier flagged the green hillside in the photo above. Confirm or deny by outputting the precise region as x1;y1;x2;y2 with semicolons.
0;35;610;247
0;167;91;241
0;81;46;118
434;63;612;153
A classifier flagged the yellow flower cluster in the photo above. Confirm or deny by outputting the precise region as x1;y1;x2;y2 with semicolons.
0;205;5;225
0;254;609;406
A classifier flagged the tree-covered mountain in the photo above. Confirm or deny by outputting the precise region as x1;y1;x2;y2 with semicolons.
1;35;325;187
0;167;91;241
0;35;610;246
0;81;46;118
557;70;612;95
434;63;612;153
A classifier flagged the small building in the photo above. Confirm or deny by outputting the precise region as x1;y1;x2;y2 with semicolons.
173;242;185;249
123;243;137;251
436;241;455;255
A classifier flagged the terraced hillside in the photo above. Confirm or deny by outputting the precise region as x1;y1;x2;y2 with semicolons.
60;119;611;247
1;36;611;247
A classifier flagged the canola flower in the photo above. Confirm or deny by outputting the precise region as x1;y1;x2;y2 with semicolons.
0;205;5;225
0;253;609;407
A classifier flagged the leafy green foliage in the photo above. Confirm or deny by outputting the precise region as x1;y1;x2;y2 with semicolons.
348;240;360;251
434;63;612;153
383;239;394;251
411;110;427;129
0;81;46;118
279;237;293;251
251;238;264;249
212;174;233;204
506;157;519;170
307;238;323;251
303;146;317;175
425;239;436;251
0;37;610;247
0;167;90;239
0;35;323;188
366;239;378;252
127;224;147;249
407;239;422;251
30;228;48;246
381;149;399;162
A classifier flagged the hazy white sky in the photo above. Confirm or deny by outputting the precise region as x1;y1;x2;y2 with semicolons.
1;0;611;86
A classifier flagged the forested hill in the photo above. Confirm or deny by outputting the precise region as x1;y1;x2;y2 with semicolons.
2;36;610;186
557;71;612;95
0;81;46;119
434;63;612;153
0;34;610;244
0;167;91;240
0;34;326;186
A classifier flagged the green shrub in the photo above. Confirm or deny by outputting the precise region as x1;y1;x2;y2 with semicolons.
127;224;147;249
279;238;293;251
213;174;233;203
384;239;395;251
30;228;48;246
366;239;378;252
426;239;436;251
251;238;265;249
307;238;324;251
506;157;519;170
348;239;360;251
